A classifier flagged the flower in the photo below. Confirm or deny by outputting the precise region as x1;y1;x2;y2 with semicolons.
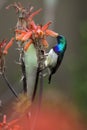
3;38;14;54
0;39;6;49
4;4;58;52
6;2;42;29
6;2;26;16
0;114;22;130
27;8;42;29
15;21;58;51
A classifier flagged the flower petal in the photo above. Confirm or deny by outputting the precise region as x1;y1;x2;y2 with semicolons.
30;21;37;30
42;21;52;31
22;31;32;41
29;8;42;21
16;33;26;41
0;39;7;49
24;40;32;51
46;29;58;37
15;29;26;34
3;37;14;54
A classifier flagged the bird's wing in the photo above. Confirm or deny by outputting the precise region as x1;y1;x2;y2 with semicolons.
45;49;58;84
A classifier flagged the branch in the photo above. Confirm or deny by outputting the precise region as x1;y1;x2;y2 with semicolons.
2;73;18;98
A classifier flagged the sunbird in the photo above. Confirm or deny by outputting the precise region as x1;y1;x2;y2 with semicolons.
45;35;67;83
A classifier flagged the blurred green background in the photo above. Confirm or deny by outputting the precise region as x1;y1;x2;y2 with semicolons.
0;0;87;125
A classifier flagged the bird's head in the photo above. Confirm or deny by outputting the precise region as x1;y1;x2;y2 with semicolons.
53;35;67;54
57;35;66;44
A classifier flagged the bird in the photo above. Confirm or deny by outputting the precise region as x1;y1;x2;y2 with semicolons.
45;35;67;84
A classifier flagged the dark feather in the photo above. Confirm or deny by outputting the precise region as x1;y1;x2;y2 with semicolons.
48;53;64;84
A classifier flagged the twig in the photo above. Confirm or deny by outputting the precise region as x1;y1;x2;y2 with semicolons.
2;73;18;98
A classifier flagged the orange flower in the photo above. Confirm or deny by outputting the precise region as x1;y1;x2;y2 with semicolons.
15;29;26;34
22;31;32;41
41;22;58;38
29;20;37;30
27;8;42;30
42;21;52;31
16;33;26;41
0;39;6;49
28;8;42;21
46;29;58;37
3;37;14;54
6;2;26;15
36;27;44;38
14;20;58;50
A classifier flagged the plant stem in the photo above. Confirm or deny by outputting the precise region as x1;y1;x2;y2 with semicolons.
2;73;18;98
32;67;39;102
32;39;45;102
20;50;27;93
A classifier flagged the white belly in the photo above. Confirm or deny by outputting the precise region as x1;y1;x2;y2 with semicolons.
45;49;58;67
